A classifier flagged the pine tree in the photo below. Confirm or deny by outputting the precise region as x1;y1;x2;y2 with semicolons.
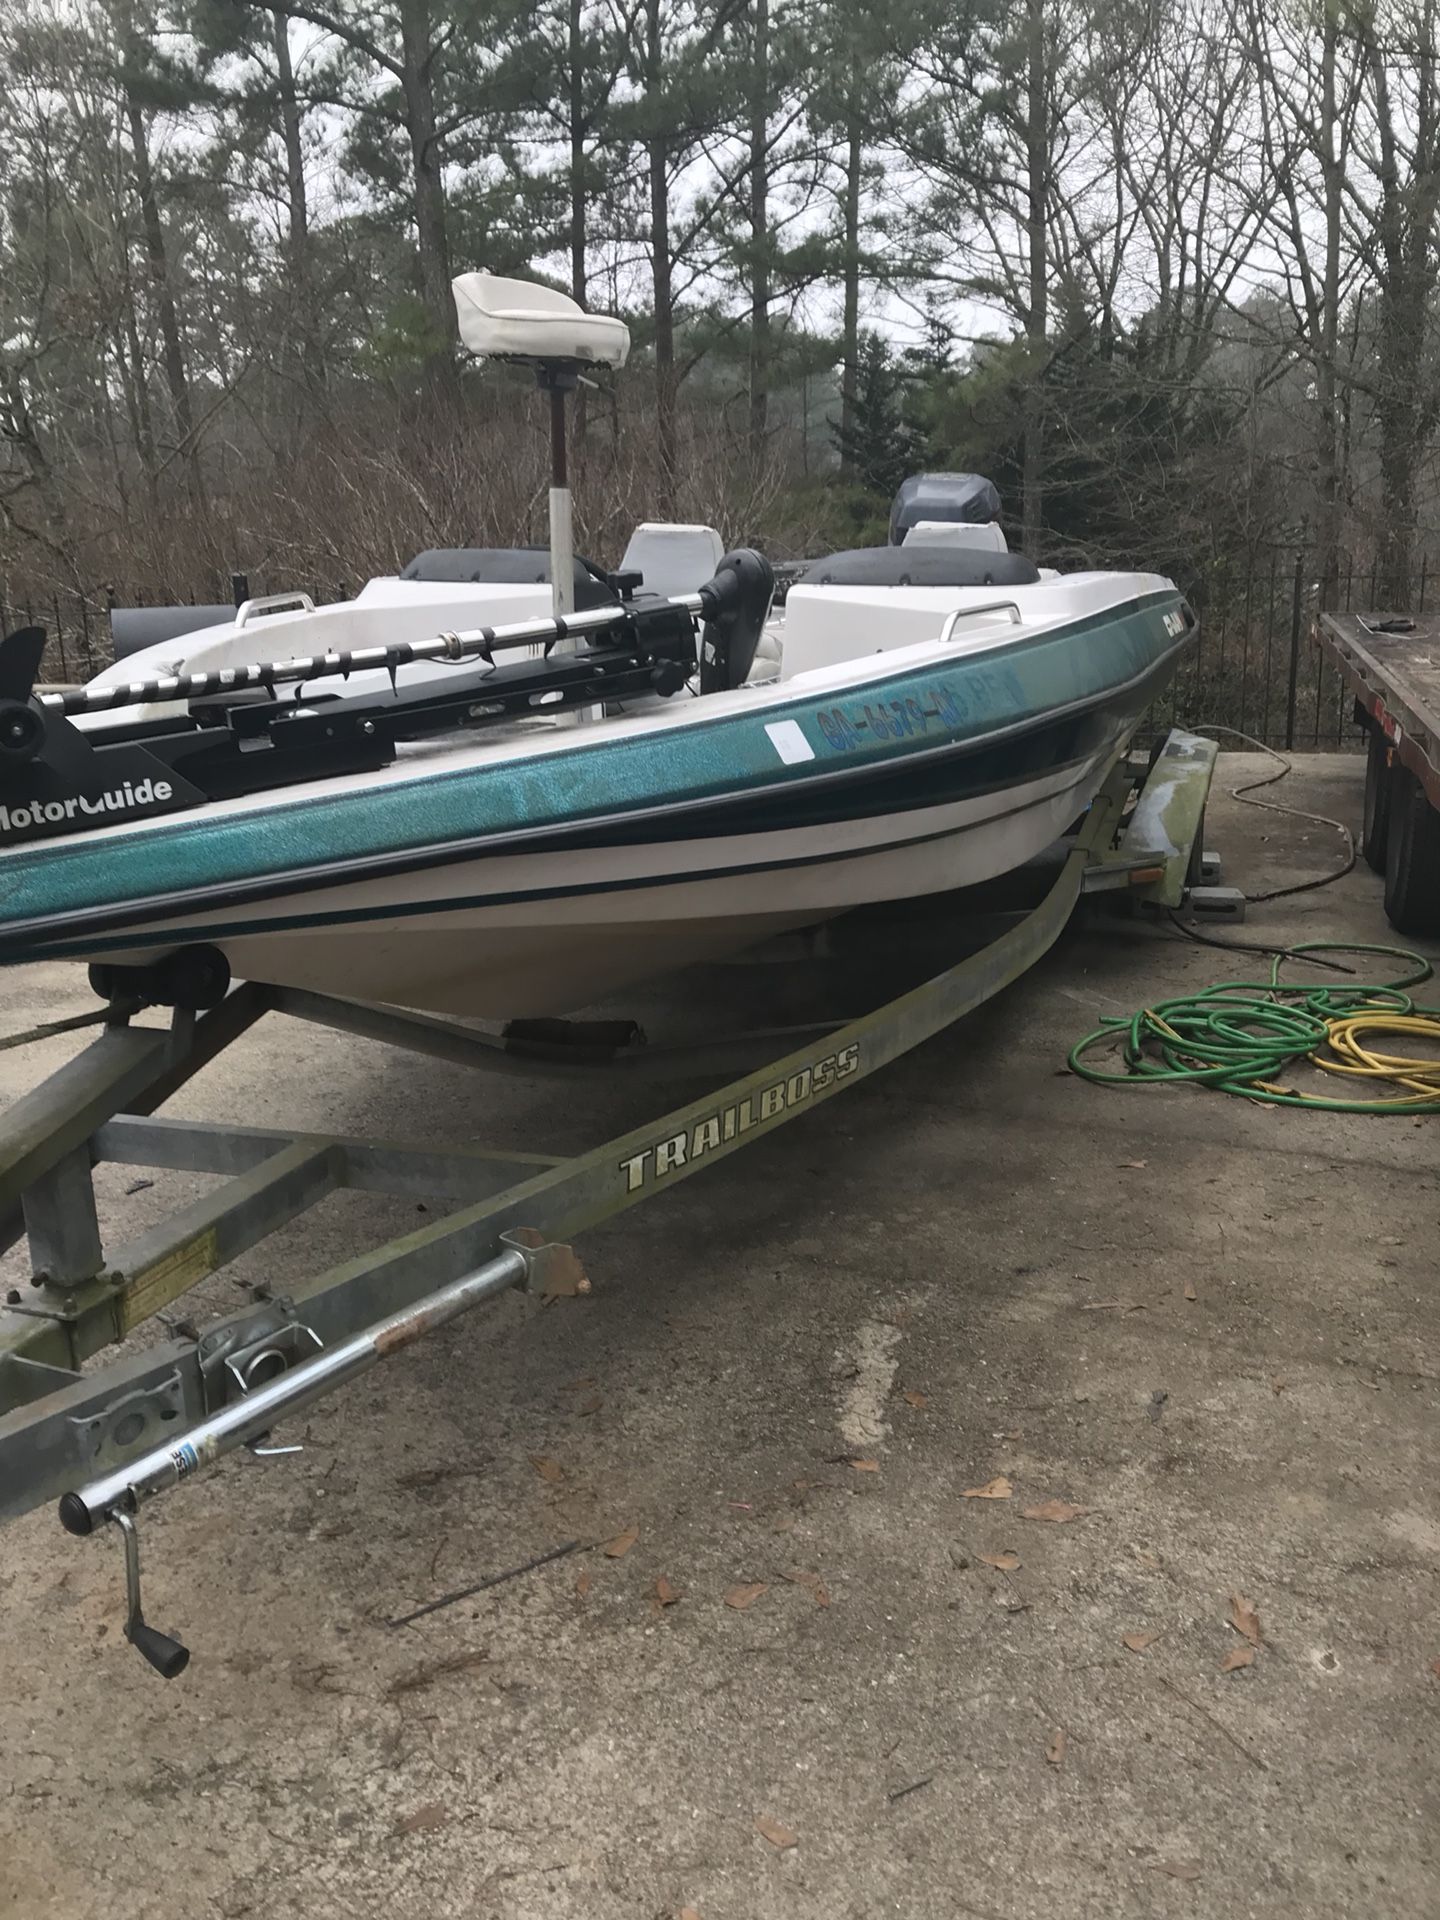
831;331;926;498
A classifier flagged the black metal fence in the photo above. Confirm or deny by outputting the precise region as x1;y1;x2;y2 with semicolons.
1147;550;1433;751
1;550;1427;750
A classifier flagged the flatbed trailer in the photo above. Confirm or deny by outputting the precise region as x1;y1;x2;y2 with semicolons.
1316;610;1440;934
0;731;1218;1677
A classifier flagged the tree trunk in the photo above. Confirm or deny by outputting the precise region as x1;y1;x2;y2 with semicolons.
1020;0;1047;559
1313;4;1343;610
124;92;193;454
270;7;320;387
1366;18;1440;607
272;11;309;266
568;0;586;306
748;0;771;460
645;0;676;502
398;0;457;400
115;296;155;481
839;105;862;472
567;0;589;448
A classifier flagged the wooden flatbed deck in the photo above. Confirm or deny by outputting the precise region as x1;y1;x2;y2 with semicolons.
1317;610;1440;805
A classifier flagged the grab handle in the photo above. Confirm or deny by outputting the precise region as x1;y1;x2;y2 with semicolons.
939;601;1023;643
234;592;316;628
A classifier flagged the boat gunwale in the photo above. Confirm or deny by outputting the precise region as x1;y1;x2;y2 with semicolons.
0;591;1192;958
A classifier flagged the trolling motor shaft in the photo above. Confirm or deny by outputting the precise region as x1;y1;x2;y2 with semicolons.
61;1229;586;1676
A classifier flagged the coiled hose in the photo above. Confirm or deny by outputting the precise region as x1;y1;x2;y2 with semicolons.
1068;944;1440;1112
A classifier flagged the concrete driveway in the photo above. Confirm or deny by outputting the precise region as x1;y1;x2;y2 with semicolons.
1;753;1436;1919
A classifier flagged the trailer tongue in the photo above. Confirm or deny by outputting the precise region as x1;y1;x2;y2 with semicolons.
0;734;1218;1676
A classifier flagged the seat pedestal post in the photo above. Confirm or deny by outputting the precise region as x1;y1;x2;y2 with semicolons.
539;367;578;626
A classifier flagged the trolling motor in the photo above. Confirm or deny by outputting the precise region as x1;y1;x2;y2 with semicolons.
0;541;772;861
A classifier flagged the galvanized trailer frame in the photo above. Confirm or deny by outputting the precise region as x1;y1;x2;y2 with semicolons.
0;731;1217;1672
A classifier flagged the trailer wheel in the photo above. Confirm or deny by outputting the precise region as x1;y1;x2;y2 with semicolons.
1362;727;1392;874
1383;766;1440;935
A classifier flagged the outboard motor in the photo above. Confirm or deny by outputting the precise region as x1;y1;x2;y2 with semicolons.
889;473;1002;546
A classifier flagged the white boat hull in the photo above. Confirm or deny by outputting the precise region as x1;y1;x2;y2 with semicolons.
106;753;1106;1016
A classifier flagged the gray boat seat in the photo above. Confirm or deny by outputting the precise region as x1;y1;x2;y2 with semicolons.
109;605;236;659
797;547;1041;589
400;547;620;612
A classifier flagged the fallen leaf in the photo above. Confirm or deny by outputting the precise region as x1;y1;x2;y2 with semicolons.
1429;1656;1440;1678
1118;1158;1148;1169
901;1390;929;1410
393;1802;448;1835
602;1525;638;1558
1272;1378;1287;1395
1229;1593;1263;1647
653;1576;683;1607
562;1375;595;1390
755;1815;798;1850
1122;1630;1161;1653
962;1476;1013;1501
575;1570;592;1599
1184;1280;1197;1302
1022;1500;1089;1524
1045;1728;1067;1767
529;1455;564;1483
979;1551;1021;1572
849;1457;880;1472
1220;1645;1254;1673
1151;1860;1202;1882
680;1910;703;1919
1132;1547;1162;1570
782;1568;832;1607
725;1582;768;1610
577;1394;604;1416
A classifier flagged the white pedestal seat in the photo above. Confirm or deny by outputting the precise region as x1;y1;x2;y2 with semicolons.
451;273;630;370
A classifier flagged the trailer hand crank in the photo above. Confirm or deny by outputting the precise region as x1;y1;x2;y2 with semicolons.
59;1228;586;1676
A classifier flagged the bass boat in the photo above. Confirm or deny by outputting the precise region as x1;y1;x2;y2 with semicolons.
0;275;1195;1019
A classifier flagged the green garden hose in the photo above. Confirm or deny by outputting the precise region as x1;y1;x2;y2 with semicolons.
1068;943;1440;1112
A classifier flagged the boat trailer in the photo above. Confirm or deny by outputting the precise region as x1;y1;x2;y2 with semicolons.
0;731;1218;1676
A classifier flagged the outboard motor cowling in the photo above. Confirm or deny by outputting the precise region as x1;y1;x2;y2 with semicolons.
889;473;1002;546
